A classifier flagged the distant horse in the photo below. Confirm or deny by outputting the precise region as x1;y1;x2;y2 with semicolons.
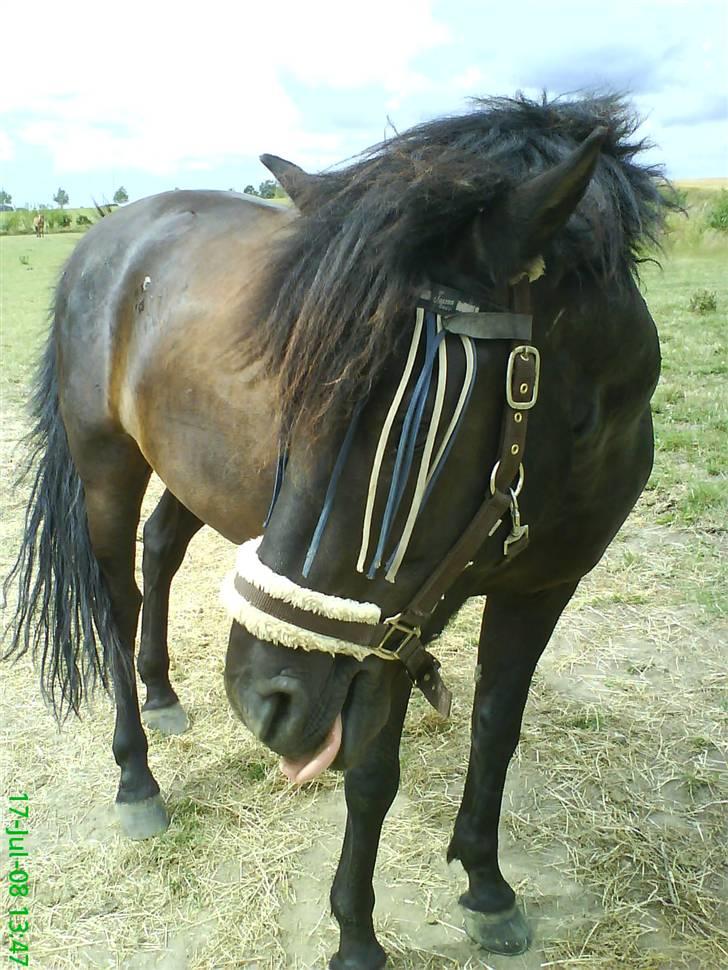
5;95;676;967
33;213;45;238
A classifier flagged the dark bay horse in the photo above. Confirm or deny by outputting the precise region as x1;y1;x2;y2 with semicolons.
5;95;676;967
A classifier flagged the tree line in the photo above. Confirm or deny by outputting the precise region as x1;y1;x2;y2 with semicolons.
1;181;288;209
0;187;129;209
240;179;285;199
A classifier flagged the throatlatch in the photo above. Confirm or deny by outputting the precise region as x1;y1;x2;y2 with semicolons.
222;278;541;716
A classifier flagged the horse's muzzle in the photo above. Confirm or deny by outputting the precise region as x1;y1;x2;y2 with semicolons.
225;625;400;784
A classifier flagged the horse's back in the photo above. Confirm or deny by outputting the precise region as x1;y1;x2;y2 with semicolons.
55;191;294;539
57;190;291;353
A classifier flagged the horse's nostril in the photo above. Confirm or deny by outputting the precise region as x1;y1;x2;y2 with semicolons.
244;692;283;743
260;674;304;702
242;675;304;746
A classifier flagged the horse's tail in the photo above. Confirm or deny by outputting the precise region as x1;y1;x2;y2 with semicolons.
3;326;125;719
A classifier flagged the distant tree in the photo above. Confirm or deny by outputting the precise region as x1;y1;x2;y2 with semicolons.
0;188;12;206
53;188;69;208
258;180;277;199
244;184;258;196
113;186;129;204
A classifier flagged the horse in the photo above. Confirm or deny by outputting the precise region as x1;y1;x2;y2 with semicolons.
5;94;677;967
33;213;45;238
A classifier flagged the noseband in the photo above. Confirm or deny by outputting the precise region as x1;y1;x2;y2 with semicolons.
222;277;540;717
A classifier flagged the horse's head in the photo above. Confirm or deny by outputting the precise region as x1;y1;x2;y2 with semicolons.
224;128;607;780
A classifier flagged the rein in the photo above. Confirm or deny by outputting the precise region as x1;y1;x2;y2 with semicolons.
222;278;540;717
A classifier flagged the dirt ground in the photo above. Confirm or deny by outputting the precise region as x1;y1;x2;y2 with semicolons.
2;466;726;969
1;233;726;968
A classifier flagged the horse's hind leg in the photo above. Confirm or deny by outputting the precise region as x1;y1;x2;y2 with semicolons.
72;432;169;839
138;489;203;735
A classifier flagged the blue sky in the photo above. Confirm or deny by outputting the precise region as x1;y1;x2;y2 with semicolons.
1;0;726;208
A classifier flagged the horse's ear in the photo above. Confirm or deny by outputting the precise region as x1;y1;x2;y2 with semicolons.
501;126;608;257
259;154;320;211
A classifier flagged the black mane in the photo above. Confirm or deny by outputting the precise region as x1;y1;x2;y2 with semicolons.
251;93;678;434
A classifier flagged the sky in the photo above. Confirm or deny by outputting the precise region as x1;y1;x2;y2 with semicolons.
1;0;726;208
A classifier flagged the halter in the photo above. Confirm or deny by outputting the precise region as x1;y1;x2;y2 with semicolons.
222;276;541;717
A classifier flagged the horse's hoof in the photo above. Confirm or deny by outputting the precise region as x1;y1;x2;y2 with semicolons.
461;900;531;956
115;794;170;840
142;701;189;735
328;943;387;969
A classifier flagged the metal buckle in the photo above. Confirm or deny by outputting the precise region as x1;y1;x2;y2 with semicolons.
374;613;422;660
506;345;540;410
489;460;525;497
503;487;529;555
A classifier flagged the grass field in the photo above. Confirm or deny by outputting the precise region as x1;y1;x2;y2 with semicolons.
0;207;105;235
0;223;726;969
675;178;728;191
0;195;291;236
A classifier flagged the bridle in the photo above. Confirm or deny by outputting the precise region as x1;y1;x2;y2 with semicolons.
222;277;540;717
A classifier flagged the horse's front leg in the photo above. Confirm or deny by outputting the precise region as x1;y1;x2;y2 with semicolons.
329;668;412;970
448;582;578;956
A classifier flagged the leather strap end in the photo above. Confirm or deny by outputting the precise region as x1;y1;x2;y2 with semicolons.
417;666;452;718
394;637;453;718
413;652;452;717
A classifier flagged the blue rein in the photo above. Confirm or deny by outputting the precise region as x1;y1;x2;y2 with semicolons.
263;444;289;529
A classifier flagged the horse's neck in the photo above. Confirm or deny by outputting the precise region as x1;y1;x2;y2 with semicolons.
544;276;658;390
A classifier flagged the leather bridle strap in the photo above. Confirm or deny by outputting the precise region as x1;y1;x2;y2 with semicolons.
363;278;538;715
232;575;449;707
234;575;386;653
403;278;536;624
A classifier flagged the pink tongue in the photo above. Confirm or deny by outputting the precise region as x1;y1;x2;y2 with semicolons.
280;714;342;785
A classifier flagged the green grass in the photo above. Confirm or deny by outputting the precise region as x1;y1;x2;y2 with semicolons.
639;248;727;532
0;234;83;412
0;195;294;236
0;207;104;235
660;183;728;250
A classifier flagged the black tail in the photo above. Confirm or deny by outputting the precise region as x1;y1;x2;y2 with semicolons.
3;330;126;719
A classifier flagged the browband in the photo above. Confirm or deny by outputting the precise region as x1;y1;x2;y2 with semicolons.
443;312;532;341
418;282;533;341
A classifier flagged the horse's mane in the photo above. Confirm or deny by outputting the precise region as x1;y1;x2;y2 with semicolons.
250;92;678;435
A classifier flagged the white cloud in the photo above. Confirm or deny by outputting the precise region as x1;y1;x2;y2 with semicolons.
2;0;450;175
450;67;484;92
1;0;725;184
